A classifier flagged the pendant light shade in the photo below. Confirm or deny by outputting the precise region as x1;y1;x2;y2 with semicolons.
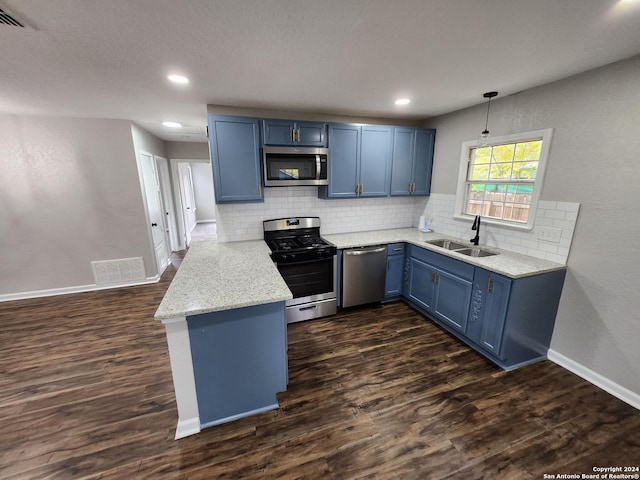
480;91;498;145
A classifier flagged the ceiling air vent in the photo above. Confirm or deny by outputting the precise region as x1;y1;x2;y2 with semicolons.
0;7;25;27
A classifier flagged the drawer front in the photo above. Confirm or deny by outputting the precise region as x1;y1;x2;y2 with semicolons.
408;245;474;281
387;243;405;256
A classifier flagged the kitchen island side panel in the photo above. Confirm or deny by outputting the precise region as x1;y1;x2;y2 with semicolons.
187;301;287;428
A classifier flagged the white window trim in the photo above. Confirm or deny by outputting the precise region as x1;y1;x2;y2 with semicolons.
454;128;553;231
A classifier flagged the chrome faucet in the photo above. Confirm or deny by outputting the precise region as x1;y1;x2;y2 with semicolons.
470;215;481;245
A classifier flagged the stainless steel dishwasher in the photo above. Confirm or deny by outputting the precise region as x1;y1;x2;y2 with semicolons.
342;245;387;308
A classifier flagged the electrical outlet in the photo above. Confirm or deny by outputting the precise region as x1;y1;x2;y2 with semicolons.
537;226;562;243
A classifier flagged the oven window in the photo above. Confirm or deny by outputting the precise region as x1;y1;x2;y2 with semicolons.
277;258;333;298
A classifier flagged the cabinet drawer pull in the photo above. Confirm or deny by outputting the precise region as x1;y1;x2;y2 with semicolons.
393;247;403;252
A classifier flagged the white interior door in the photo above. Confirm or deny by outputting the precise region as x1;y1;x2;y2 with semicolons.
155;156;179;252
178;163;197;247
140;152;169;274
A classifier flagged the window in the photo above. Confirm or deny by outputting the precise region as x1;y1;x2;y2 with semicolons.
455;129;552;230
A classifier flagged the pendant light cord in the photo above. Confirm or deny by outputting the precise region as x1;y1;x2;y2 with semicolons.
483;98;492;135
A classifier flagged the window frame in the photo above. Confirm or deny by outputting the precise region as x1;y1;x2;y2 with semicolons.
454;128;553;230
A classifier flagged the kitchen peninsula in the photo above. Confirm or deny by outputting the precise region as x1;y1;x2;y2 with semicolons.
156;228;566;439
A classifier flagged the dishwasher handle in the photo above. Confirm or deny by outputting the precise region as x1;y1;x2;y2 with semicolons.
344;246;386;256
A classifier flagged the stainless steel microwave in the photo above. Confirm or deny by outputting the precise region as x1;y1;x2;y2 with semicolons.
262;146;329;187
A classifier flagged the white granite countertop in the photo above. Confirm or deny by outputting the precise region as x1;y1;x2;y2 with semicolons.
154;240;292;320
155;228;566;319
324;228;566;279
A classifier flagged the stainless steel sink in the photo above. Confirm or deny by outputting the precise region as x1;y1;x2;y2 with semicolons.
426;239;469;251
456;247;498;257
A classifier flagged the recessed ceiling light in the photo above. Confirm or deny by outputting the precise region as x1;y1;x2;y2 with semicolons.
167;75;189;84
162;121;182;128
395;98;410;106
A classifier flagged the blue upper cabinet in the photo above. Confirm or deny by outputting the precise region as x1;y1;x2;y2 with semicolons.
262;119;327;146
319;123;392;198
208;115;263;203
322;124;360;198
390;127;435;196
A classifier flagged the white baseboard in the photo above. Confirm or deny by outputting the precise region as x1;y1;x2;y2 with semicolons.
174;417;201;440
548;349;640;410
0;276;160;303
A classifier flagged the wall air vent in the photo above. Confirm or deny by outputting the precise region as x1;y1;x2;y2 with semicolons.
0;7;25;27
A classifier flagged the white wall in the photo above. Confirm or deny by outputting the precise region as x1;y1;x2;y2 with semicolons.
165;141;210;160
425;54;640;398
0;115;155;296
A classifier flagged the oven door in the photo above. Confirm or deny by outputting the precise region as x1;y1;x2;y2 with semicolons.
276;256;335;306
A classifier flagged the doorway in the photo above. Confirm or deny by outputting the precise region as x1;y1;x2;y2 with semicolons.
172;159;217;248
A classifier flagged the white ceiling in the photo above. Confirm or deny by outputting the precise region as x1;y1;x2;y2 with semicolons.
2;0;640;142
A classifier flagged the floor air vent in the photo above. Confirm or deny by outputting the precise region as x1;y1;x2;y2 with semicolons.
91;257;146;286
0;8;25;27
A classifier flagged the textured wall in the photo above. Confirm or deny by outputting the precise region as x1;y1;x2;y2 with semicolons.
425;55;640;397
0;115;154;295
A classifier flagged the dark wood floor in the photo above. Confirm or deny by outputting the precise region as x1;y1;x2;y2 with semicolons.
1;253;639;479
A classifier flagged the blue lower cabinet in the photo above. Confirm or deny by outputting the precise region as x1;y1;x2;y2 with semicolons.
433;269;472;333
407;257;436;311
187;301;287;428
468;269;511;358
404;244;566;370
406;245;474;334
384;243;405;300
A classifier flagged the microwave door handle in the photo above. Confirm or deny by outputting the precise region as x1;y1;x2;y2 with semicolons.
316;154;321;180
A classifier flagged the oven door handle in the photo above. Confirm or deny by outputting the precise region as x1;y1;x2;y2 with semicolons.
275;257;334;267
298;305;318;311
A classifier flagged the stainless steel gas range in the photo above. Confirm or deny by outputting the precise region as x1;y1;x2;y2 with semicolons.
263;217;337;323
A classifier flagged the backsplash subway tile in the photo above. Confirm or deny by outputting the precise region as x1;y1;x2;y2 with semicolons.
419;194;580;264
215;187;425;242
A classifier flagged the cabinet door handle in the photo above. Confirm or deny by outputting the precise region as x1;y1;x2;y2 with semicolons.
360;183;364;195
387;260;391;271
258;184;262;197
487;277;493;293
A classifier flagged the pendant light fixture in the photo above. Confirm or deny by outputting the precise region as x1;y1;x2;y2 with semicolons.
480;91;498;145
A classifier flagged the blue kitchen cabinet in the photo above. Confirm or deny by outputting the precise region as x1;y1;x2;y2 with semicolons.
384;243;405;300
321;124;359;199
208;115;263;203
467;269;511;357
319;123;392;198
187;301;288;428
390;127;435;196
407;256;436;311
406;245;473;334
262;119;327;146
404;244;566;370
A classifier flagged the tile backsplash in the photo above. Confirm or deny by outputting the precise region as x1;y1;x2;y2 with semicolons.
215;187;426;242
215;189;578;265
419;193;579;264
